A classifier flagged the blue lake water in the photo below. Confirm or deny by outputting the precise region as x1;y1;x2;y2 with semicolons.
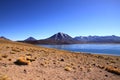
38;44;120;56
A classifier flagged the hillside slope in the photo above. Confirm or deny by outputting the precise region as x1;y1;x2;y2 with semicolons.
0;39;120;80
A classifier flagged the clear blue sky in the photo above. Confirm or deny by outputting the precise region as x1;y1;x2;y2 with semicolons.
0;0;120;40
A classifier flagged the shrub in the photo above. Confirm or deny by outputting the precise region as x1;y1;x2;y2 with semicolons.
105;66;120;75
0;58;2;60
10;51;16;54
26;56;35;62
2;54;8;58
12;48;20;52
6;46;10;49
64;66;72;71
14;57;30;65
0;75;10;80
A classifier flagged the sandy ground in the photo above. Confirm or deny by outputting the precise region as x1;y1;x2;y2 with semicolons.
0;39;120;80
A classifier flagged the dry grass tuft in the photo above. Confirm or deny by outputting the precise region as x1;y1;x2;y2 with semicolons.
0;75;11;80
14;55;36;65
12;48;20;52
14;57;30;65
0;55;2;60
10;51;16;54
0;58;2;60
105;66;120;75
1;54;8;58
64;66;72;71
26;56;35;62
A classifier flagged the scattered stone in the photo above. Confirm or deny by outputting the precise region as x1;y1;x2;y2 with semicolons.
8;59;12;61
26;54;32;56
92;63;96;66
87;68;92;72
105;74;108;77
97;65;104;69
24;69;27;74
60;59;64;61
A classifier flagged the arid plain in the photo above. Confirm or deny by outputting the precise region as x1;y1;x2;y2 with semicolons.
0;38;120;80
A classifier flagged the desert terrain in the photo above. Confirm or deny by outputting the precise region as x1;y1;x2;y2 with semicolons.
0;38;120;80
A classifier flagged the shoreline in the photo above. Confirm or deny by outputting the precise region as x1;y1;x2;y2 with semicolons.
74;51;120;56
37;44;120;56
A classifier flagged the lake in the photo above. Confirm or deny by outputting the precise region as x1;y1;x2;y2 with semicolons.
38;44;120;56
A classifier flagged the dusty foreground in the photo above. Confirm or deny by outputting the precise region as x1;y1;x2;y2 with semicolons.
0;39;120;80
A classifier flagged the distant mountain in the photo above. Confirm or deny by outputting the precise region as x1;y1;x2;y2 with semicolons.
19;37;39;44
24;37;37;41
18;33;120;44
20;32;80;44
0;36;10;40
38;32;80;44
47;32;73;41
74;35;120;43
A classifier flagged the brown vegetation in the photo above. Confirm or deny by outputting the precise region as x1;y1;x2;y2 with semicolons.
0;75;10;80
14;57;31;65
105;66;120;75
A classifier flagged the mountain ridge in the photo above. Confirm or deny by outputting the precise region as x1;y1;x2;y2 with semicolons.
16;32;120;44
74;35;120;43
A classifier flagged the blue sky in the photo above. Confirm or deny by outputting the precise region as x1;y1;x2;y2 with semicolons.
0;0;120;40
